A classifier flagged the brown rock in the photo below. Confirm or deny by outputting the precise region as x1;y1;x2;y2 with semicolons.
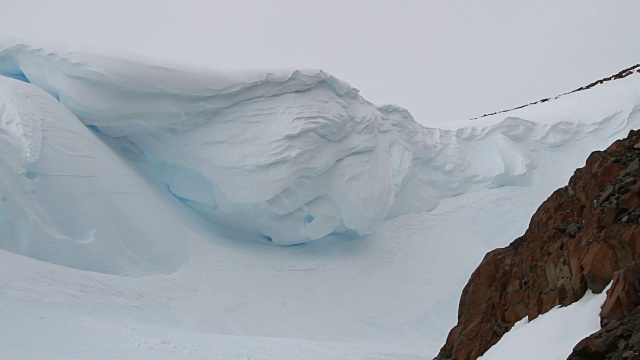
620;185;640;211
601;205;619;227
601;261;640;322
568;307;640;360
597;162;625;189
622;158;640;177
435;129;640;360
599;185;616;205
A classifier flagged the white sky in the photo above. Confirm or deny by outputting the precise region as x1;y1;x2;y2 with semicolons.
1;0;640;124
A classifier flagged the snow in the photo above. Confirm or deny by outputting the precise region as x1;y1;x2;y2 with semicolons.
4;1;640;126
0;44;639;358
0;44;403;245
3;44;640;246
480;287;609;360
0;75;187;275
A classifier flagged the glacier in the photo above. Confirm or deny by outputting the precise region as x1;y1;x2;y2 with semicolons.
2;43;640;358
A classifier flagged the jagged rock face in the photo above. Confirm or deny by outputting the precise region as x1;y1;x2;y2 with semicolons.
569;261;640;360
436;130;640;360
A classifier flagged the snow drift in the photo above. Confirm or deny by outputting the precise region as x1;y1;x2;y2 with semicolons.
2;43;640;358
0;75;186;274
0;45;417;245
3;44;639;248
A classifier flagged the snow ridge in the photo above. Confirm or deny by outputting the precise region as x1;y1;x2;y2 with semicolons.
1;44;640;247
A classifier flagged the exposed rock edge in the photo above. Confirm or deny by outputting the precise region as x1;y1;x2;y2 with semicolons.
436;129;640;360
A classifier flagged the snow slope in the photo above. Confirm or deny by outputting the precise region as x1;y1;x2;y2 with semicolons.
0;43;639;358
0;75;187;275
480;288;608;360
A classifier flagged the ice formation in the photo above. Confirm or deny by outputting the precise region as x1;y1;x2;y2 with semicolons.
0;75;187;274
2;43;640;358
1;44;640;248
0;45;416;245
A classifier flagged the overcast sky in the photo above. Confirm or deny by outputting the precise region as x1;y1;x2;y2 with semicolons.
1;1;640;124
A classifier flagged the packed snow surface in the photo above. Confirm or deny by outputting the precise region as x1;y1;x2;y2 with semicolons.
480;287;609;360
0;75;186;274
1;43;640;358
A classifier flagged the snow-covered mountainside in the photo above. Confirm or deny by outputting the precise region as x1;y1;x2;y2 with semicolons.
1;43;640;358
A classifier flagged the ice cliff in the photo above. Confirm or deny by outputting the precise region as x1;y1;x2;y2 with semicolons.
1;44;640;251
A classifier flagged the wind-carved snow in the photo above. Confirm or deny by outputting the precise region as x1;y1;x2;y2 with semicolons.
0;45;407;244
0;75;187;274
2;44;640;359
2;44;640;246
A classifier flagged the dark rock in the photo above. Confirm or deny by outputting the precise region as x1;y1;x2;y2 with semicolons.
566;222;581;237
599;185;616;205
623;159;640;177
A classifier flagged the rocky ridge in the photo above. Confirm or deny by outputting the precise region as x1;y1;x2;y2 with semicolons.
472;64;640;120
436;129;640;360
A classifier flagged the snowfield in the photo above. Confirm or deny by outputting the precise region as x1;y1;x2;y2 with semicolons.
1;44;639;358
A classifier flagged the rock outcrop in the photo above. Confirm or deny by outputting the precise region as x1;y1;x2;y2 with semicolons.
569;262;640;360
435;129;640;360
473;64;640;119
